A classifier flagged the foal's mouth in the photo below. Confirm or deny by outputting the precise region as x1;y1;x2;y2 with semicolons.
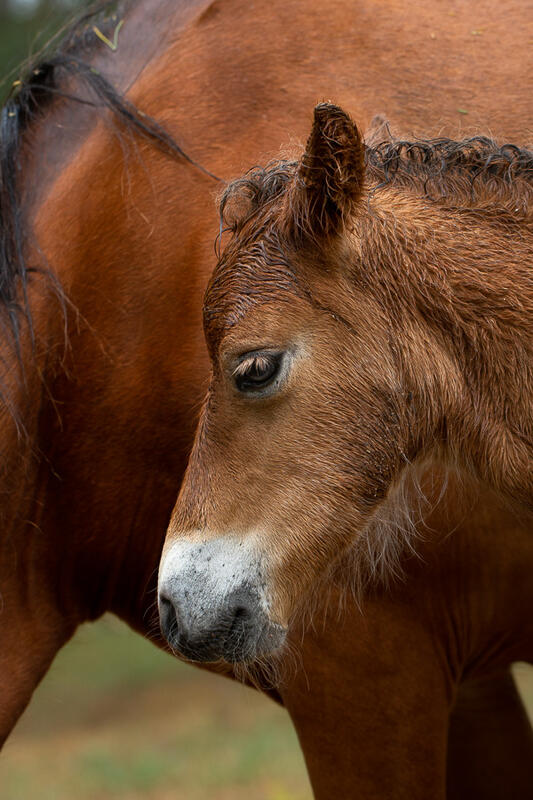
160;594;286;664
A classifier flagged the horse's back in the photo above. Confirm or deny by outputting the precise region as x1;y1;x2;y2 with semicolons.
129;0;532;178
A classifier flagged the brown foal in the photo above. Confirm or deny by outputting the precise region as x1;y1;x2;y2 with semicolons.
160;103;533;647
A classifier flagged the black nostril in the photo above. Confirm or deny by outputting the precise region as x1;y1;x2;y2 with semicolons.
226;588;256;622
222;593;260;662
159;594;178;641
159;594;172;615
226;596;255;640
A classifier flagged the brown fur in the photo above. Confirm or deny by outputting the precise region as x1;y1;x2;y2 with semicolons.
1;0;533;796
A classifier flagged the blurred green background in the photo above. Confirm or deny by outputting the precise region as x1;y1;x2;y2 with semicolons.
0;0;80;91
1;617;312;800
1;5;532;800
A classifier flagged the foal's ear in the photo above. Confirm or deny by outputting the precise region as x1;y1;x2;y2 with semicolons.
291;103;365;238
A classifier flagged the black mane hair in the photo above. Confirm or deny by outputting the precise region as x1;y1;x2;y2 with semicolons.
220;134;533;237
0;0;218;347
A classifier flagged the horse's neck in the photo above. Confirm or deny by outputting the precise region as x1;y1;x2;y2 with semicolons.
13;34;210;632
367;196;533;506
0;0;188;616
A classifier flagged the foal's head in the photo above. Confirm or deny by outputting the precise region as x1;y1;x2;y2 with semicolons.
158;103;532;665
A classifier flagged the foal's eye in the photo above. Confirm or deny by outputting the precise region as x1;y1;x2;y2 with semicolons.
233;352;283;393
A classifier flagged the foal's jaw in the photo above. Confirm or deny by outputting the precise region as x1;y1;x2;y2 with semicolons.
158;535;287;663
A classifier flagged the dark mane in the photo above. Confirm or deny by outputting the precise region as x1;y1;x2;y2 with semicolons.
0;0;218;347
220;134;533;236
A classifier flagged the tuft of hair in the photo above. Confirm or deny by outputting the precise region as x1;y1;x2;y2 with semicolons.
231;637;304;691
366;133;533;214
218;117;533;258
219;161;297;234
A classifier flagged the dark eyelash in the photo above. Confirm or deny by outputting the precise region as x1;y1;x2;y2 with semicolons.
233;352;283;392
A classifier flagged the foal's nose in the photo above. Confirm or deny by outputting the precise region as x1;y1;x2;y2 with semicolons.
159;586;260;662
158;536;286;663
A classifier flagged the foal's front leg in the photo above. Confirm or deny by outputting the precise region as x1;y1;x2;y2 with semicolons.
447;669;533;800
282;595;451;800
282;581;533;800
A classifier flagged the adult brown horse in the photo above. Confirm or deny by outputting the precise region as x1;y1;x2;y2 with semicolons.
1;0;532;797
